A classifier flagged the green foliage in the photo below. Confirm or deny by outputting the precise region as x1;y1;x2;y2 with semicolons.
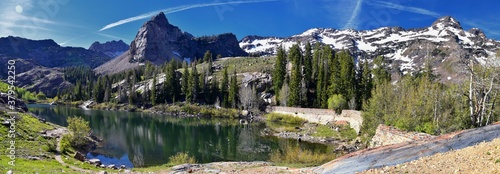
67;116;91;147
288;44;303;107
328;94;346;113
337;50;356;102
273;46;287;103
362;75;470;137
151;72;157;105
182;63;190;96
168;152;196;165
228;70;239;108
372;56;391;86
266;113;306;125
35;91;47;100
186;62;199;103
312;125;335;137
270;143;333;166
221;67;229;107
203;50;212;63
60;134;73;154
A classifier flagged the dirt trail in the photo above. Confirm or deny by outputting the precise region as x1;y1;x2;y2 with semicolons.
53;128;93;173
313;122;500;174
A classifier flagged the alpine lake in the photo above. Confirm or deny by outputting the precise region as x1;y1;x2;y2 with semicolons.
28;104;337;168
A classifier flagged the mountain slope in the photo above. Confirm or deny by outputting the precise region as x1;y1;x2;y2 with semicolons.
89;40;129;58
240;16;500;81
96;12;248;74
0;36;113;68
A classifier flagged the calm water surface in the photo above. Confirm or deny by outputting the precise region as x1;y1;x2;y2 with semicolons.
28;104;336;168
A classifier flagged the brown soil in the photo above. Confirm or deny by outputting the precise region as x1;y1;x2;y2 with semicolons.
360;138;500;174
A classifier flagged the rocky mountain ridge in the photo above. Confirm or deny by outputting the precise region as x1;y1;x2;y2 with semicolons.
96;12;247;74
240;16;500;81
89;40;129;58
0;36;113;69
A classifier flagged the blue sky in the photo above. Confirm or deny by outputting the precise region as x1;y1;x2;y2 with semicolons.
1;0;499;48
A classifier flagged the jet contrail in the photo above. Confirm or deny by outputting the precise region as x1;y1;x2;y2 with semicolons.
343;0;363;29
370;1;440;18
99;0;277;31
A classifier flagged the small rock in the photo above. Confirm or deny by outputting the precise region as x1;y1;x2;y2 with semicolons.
120;165;126;169
6;170;13;174
89;158;101;165
172;164;191;171
99;164;105;168
28;156;41;160
97;171;107;174
73;152;86;161
107;164;117;169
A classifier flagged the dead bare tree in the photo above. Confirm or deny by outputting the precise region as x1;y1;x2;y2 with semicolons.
239;84;257;110
466;58;500;127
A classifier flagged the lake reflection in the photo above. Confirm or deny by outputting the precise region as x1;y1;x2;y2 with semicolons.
28;104;334;168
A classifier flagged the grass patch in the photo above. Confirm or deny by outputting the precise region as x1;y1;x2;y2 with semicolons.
0;111;100;173
266;113;306;125
312;125;335;137
270;143;334;167
496;159;500;164
0;157;82;173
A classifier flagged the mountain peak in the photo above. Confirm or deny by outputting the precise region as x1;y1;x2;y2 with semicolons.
432;16;462;30
149;12;169;26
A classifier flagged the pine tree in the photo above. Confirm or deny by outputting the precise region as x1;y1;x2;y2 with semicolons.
221;67;229;108
74;80;82;101
338;50;356;102
151;72;157;105
208;57;213;75
373;56;391;87
328;48;341;96
304;42;313;86
228;70;239;108
288;44;302;107
182;64;189;97
128;71;137;105
312;43;321;82
200;68;208;103
187;62;199;103
360;60;373;109
103;75;111;102
272;46;287;103
210;75;220;104
204;50;212;63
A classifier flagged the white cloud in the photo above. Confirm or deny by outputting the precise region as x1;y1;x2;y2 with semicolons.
99;0;277;31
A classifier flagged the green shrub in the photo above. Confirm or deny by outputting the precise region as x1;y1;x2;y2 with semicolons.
415;122;436;135
36;91;47;100
266;113;306;125
168;152;196;165
44;139;58;153
339;126;358;141
60;134;73;154
67;116;91;147
328;94;346;114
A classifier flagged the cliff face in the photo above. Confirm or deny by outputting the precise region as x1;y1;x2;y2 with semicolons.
128;12;248;63
97;12;248;74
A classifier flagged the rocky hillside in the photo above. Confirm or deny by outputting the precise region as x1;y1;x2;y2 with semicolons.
95;12;248;74
88;40;129;58
0;36;113;69
240;16;500;82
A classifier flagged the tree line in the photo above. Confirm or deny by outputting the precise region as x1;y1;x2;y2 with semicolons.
59;50;244;109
